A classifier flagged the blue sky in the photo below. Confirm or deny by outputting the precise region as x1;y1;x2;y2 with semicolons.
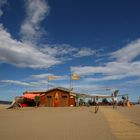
0;0;140;101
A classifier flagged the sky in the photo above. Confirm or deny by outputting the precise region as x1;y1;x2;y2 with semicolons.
0;0;140;101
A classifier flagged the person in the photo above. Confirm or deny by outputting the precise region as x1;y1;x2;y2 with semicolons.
112;90;119;109
122;96;126;106
94;96;99;113
112;96;117;109
126;95;131;108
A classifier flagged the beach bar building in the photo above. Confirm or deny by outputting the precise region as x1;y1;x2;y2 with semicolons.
23;87;76;107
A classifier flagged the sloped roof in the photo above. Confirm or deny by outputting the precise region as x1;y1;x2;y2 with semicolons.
23;87;77;96
45;87;72;93
45;87;77;96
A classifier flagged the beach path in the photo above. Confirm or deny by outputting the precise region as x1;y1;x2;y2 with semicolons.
101;106;140;140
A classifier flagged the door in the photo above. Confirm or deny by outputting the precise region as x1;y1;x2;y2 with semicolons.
54;92;59;107
54;98;59;107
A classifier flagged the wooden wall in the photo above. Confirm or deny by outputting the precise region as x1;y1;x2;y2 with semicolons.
44;89;75;107
24;89;76;107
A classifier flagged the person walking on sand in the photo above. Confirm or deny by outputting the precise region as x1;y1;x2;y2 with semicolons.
95;96;99;113
126;95;131;108
112;96;117;109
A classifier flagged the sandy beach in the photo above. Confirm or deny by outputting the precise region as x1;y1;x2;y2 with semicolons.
0;105;140;140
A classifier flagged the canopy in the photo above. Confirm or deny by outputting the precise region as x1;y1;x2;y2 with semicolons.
78;93;112;98
23;94;40;100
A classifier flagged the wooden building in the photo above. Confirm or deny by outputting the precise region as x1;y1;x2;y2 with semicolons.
23;87;76;107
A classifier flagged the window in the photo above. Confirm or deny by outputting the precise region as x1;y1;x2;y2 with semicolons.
62;96;67;98
47;96;52;99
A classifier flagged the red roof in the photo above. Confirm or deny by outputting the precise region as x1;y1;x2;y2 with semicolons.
23;94;40;100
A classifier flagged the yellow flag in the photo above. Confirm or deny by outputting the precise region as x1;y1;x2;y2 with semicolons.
71;74;80;80
48;76;57;81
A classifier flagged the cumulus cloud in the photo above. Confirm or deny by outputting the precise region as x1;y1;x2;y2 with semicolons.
0;0;7;17
71;38;140;81
0;0;96;69
111;39;140;62
0;25;96;69
72;62;140;76
71;62;140;79
0;25;60;68
20;0;50;41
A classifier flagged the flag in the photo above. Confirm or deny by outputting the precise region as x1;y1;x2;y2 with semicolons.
71;74;80;80
48;75;57;81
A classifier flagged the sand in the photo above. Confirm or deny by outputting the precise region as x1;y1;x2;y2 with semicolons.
0;105;140;140
117;105;140;125
101;105;140;140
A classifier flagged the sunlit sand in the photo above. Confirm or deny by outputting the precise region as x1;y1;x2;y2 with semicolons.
0;105;140;140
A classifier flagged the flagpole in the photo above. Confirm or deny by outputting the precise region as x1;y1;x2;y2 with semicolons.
70;73;72;89
47;78;49;90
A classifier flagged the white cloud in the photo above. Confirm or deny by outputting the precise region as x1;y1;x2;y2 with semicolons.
1;80;30;86
71;62;140;79
60;83;115;94
31;73;53;79
0;79;60;91
31;73;68;80
111;39;140;62
1;79;50;87
41;44;95;59
0;25;60;68
0;0;96;69
0;0;7;17
0;25;96;69
71;38;140;81
84;75;128;82
40;44;77;57
74;84;108;91
20;0;50;41
123;78;140;88
1;78;118;94
73;47;95;57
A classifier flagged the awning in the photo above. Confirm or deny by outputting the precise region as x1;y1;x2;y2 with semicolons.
23;94;40;100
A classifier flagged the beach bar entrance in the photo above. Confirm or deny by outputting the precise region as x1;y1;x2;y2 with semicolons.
23;87;76;107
